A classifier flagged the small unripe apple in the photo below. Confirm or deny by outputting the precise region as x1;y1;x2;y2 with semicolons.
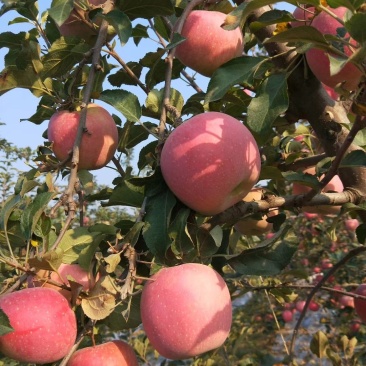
306;7;362;90
0;288;77;364
67;340;139;366
292;167;344;215
345;218;359;231
175;10;244;76
140;263;232;360
354;284;366;322
48;103;119;170
235;188;278;236
160;112;261;216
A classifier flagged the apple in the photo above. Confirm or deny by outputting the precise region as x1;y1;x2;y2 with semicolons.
175;10;244;76
309;301;320;312
345;218;359;231
140;263;232;360
282;309;293;323
321;259;333;270
160;112;261;216
295;300;306;312
67;340;139;366
58;0;115;43
306;7;362;91
354;284;366;322
48;103;119;170
0;287;76;364
292;167;344;215
323;84;339;100
235;188;278;236
291;6;316;27
339;294;355;309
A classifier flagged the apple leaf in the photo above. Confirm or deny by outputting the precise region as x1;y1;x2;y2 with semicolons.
205;56;268;103
345;13;366;43
197;226;223;260
249;10;294;32
138;140;158;171
282;171;321;189
310;331;329;358
0;194;21;237
340;150;366;168
356;223;366;244
102;10;132;46
227;225;298;276
118;0;174;20
48;0;73;26
108;62;143;87
326;0;358;11
0;310;13;336
20;192;56;240
105;253;121;273
143;189;176;260
247;73;288;145
118;121;157;152
100;89;141;122
41;37;91;78
105;179;144;208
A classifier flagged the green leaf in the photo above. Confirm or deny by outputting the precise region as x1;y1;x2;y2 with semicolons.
340;150;366;168
227;225;297;276
249;9;294;32
326;0;358;11
143;189;176;260
41;37;91;78
264;25;328;47
105;180;144;208
247;73;288;145
118;0;175;20
103;10;132;46
165;32;186;50
0;195;22;234
356;223;366;244
282;170;321;189
108;62;143;87
138;140;158;171
310;331;329;358
100;89;141;122
48;0;73;26
33;213;52;239
20;192;56;240
57;227;103;267
197;226;222;259
168;208;195;259
0;310;13;336
345;13;366;43
205;56;268;103
132;24;149;46
118;121;157;152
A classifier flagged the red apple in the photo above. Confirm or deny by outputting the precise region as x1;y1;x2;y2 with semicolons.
291;6;316;27
140;263;232;360
292;167;344;215
306;7;362;91
0;287;77;364
67;340;139;366
345;218;359;231
354;284;366;322
309;301;320;312
48;103;119;170
339;294;355;309
295;300;306;312
235;188;278;236
175;10;244;76
282;309;293;323
321;259;333;270
160;112;261;215
323;84;339;100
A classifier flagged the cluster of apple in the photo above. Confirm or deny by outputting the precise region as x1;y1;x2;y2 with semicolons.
292;5;362;92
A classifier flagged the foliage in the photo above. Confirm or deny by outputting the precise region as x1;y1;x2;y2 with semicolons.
0;0;366;365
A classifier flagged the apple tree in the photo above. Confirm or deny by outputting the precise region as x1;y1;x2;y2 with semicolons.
1;0;366;364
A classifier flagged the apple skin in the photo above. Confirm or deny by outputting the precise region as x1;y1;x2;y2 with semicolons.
48;103;119;170
175;10;243;77
67;341;139;366
345;218;359;231
235;189;278;236
282;309;293;323
306;7;362;91
140;263;232;360
292;167;344;215
291;6;316;27
354;284;366;322
0;287;77;364
160;112;261;216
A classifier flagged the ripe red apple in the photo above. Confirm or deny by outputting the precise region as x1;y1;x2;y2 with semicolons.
306;7;362;90
0;287;77;364
321;259;333;270
291;6;316;27
309;301;320;312
48;103;119;170
354;284;366;322
345;218;359;231
67;340;139;366
175;10;243;76
292;167;344;215
58;0;114;42
339;294;355;309
160;112;261;215
295;300;306;312
282;309;293;323
140;263;232;360
235;188;278;236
